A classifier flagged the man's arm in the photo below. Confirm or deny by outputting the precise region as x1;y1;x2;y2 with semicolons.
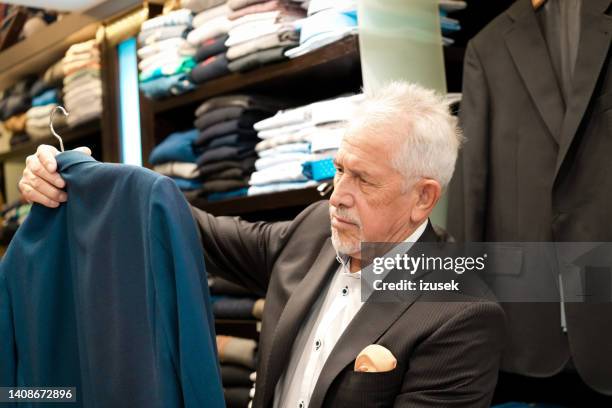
189;205;292;296
393;302;506;407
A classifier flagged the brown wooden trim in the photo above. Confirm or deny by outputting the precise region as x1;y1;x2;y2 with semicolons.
189;186;331;216
0;119;101;162
0;0;142;90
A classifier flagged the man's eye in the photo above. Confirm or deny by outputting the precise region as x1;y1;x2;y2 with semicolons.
335;166;344;174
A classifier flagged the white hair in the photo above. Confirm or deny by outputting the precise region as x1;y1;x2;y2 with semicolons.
346;81;463;190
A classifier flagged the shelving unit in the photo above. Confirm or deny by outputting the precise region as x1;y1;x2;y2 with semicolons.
139;36;363;172
0;119;101;161
152;36;361;114
0;1;143;90
139;36;363;220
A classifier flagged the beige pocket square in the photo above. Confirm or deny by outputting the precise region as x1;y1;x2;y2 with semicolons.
354;344;397;373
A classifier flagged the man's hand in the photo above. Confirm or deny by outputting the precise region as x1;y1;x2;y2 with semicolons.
18;144;91;208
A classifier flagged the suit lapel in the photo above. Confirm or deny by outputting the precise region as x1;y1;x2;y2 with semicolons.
504;0;565;143
308;223;439;408
259;240;338;408
554;0;612;182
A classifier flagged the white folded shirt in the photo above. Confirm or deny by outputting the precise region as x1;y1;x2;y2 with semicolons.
258;142;311;157
141;9;193;32
257;122;314;139
153;162;199;179
187;16;231;45
225;23;287;47
254;105;310;131
255;152;312;171
229;11;280;30
285;27;357;58
255;132;312;152
249;161;307;185
138;49;188;71
63;81;102;103
309;127;345;153
137;37;191;59
193;4;231;28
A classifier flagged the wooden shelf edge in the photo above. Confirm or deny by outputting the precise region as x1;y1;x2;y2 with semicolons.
215;319;259;325
0;1;143;90
0;119;101;162
151;36;360;114
189;186;330;216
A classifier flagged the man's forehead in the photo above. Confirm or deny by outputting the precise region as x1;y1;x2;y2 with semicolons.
336;141;394;176
339;131;394;161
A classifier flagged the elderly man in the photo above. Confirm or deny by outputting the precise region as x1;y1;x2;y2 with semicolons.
19;82;505;407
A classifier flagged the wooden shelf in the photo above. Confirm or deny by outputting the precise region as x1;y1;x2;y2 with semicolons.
189;185;331;216
215;319;260;339
0;1;143;90
215;319;258;325
150;36;361;114
0;119;101;161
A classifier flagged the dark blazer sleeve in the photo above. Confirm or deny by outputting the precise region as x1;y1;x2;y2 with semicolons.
393;302;506;408
448;41;490;242
189;203;323;296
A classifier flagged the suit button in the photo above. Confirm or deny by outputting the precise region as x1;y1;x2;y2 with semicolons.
341;285;349;296
315;339;322;350
298;399;305;408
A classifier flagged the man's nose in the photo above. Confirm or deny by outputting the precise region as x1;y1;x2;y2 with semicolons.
329;175;355;208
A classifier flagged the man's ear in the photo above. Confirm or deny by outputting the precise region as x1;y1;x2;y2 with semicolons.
410;179;442;224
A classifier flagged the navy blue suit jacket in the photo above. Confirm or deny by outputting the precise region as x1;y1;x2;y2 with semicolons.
0;151;224;407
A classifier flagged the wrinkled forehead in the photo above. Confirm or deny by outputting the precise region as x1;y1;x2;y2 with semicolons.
337;127;398;171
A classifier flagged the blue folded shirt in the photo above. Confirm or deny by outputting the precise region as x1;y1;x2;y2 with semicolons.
170;176;203;191
149;128;198;165
139;73;195;100
32;88;59;107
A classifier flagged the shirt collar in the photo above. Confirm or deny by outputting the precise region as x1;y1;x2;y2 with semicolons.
56;151;97;173
335;220;429;280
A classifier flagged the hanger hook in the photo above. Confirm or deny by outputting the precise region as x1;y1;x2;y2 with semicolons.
50;105;68;153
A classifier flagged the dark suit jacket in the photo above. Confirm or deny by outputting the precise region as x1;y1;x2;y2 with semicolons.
191;200;506;408
0;151;224;408
447;0;612;394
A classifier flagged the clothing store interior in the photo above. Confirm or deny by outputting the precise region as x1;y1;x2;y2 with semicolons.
1;0;612;407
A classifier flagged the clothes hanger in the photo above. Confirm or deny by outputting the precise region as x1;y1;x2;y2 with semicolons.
49;105;68;152
532;0;547;9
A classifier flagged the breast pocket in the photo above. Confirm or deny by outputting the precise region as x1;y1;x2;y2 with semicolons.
323;363;405;408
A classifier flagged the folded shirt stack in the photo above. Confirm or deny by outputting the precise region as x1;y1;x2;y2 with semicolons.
181;0;227;13
216;335;258;408
5;114;29;147
25;103;66;140
29;59;63;105
138;9;198;99
284;0;357;59
224;0;305;72
439;0;466;47
0;77;35;121
249;93;362;195
0;121;11;153
149;128;203;191
209;272;262;408
187;94;287;200
0;200;32;246
187;4;233;84
62;39;103;127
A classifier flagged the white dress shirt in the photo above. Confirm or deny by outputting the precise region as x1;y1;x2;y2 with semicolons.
272;221;428;408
